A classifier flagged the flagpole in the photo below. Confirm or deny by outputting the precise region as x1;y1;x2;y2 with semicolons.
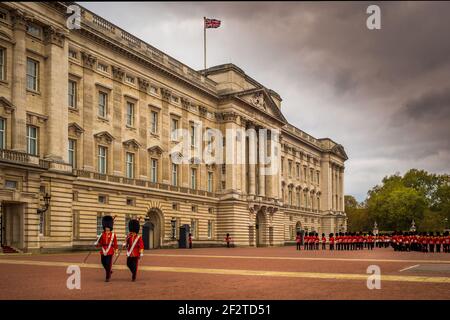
203;17;206;70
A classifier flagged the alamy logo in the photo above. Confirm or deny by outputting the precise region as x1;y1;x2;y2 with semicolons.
366;265;381;289
67;5;81;30
66;265;81;290
366;5;381;30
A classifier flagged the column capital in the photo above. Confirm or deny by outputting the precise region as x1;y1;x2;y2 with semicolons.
81;51;97;69
43;25;66;47
10;9;32;32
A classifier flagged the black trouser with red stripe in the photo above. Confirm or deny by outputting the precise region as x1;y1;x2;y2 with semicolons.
101;254;113;280
127;257;140;280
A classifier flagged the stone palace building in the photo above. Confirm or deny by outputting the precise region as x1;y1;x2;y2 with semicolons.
0;2;347;252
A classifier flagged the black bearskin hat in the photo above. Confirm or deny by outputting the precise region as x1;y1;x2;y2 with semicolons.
128;219;140;234
102;215;114;231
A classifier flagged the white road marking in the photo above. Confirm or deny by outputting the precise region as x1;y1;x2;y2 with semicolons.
400;264;420;272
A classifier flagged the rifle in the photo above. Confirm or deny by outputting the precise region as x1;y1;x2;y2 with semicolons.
82;234;102;264
113;236;128;265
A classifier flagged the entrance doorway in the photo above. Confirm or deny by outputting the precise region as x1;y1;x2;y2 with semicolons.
143;209;162;249
255;211;266;247
1;202;24;249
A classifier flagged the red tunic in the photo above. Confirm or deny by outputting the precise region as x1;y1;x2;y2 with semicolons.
97;231;118;256
321;236;326;243
296;235;301;243
329;236;335;244
126;233;144;258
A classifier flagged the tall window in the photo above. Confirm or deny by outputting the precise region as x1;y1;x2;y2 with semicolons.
125;214;131;234
68;80;77;108
26;125;38;155
288;161;292;176
316;172;320;185
98;146;107;174
72;211;79;239
191;168;197;189
26;58;38;91
303;167;307;181
68;139;76;167
126;152;134;178
296;164;300;178
0;48;5;81
98;92;107;118
171;163;178;186
150;158;158;183
39;211;45;235
288;189;293;205
96;214;103;235
310;168;314;182
171;118;179;141
0;117;5;149
190;219;197;238
296;191;301;207
281;157;284;174
126;101;134;126
207;172;213;192
190;124;196;148
208;220;213;239
150;111;158;134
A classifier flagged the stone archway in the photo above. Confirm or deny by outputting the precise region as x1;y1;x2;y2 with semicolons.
255;210;266;247
143;208;163;249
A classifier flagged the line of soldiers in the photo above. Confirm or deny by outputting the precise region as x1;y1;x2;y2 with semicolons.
298;232;379;251
295;231;450;253
391;231;450;253
96;215;144;282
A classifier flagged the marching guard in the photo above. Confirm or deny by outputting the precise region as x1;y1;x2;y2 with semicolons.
97;215;118;282
125;218;144;282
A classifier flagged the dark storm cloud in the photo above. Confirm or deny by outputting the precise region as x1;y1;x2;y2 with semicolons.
82;1;450;201
402;88;450;120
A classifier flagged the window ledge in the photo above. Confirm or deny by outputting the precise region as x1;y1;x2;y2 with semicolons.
97;116;109;123
26;89;41;96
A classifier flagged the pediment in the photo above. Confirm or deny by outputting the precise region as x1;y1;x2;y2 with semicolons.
94;131;115;144
123;138;141;150
68;122;84;136
0;97;15;113
235;88;287;124
331;144;348;160
147;145;164;155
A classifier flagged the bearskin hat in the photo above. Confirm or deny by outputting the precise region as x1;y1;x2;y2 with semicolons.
128;219;140;234
102;215;114;231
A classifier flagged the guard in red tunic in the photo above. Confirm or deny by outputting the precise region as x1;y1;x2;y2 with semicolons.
225;233;232;248
125;218;144;282
444;231;450;253
329;233;335;251
97;215;118;282
321;233;326;250
295;232;302;251
188;233;193;249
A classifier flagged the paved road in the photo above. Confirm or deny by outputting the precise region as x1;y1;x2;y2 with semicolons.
1;247;449;299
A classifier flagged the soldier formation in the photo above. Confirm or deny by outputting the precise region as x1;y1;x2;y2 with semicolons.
95;215;144;282
295;231;450;253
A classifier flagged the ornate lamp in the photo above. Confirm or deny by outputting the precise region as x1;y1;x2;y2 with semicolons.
37;193;51;215
373;221;379;235
410;220;416;232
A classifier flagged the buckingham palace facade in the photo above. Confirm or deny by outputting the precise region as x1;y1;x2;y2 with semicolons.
0;2;347;252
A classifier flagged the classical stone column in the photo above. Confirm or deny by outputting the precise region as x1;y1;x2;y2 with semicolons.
11;11;28;152
258;127;265;197
247;122;257;196
44;26;69;162
340;167;345;211
80;51;97;171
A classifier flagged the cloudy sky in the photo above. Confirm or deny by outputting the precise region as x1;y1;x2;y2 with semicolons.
82;1;450;202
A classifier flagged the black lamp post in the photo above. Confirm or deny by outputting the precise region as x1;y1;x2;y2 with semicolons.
37;193;51;215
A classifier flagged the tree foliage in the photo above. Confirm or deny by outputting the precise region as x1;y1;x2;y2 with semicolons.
347;169;449;231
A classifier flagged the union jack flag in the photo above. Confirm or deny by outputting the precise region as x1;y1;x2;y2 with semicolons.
204;18;221;29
